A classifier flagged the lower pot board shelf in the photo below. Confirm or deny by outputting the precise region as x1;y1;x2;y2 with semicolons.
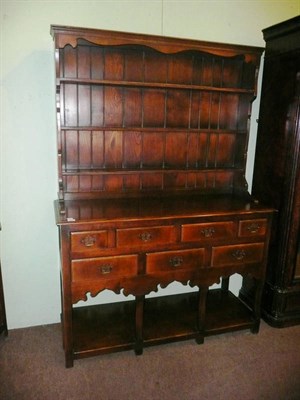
71;289;255;360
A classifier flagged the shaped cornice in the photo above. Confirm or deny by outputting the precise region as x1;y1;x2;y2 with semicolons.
50;25;263;64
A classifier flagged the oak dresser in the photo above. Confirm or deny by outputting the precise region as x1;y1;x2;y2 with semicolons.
51;25;275;367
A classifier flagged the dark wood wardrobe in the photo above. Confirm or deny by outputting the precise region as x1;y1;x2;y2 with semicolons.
240;16;300;327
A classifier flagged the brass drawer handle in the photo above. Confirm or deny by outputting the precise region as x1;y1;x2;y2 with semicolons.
201;227;215;238
99;264;113;274
247;223;261;234
80;235;96;247
138;232;152;242
232;249;246;261
169;256;183;267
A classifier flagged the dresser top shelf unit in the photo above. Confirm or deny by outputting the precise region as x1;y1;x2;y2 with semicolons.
51;25;263;202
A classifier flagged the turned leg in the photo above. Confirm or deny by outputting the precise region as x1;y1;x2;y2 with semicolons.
61;299;74;368
60;274;74;368
62;309;74;368
196;286;208;345
135;295;144;355
250;279;264;334
60;227;74;368
65;351;74;368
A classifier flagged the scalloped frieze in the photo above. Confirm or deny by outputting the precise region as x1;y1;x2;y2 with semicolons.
71;265;263;304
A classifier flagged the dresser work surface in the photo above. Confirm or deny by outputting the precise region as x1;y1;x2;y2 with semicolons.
51;25;275;367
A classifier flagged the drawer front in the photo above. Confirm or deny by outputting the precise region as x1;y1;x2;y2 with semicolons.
238;219;268;237
146;248;205;273
117;225;176;248
182;221;235;242
211;243;265;267
71;231;109;254
71;255;138;281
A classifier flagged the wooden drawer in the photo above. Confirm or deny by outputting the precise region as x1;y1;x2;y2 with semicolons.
181;221;235;242
211;243;265;267
146;248;205;273
238;219;268;237
117;225;176;248
71;231;109;254
71;255;138;281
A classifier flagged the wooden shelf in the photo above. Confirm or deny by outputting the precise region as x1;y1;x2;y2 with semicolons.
62;167;242;176
58;77;255;94
59;126;248;134
72;289;254;360
72;300;136;358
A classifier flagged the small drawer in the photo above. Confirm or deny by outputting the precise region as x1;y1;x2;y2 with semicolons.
71;231;109;254
238;219;267;237
117;225;176;248
182;221;235;242
71;255;138;282
211;243;264;267
146;248;205;273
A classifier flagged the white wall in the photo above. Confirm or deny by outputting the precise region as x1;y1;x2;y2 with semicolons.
1;0;299;329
